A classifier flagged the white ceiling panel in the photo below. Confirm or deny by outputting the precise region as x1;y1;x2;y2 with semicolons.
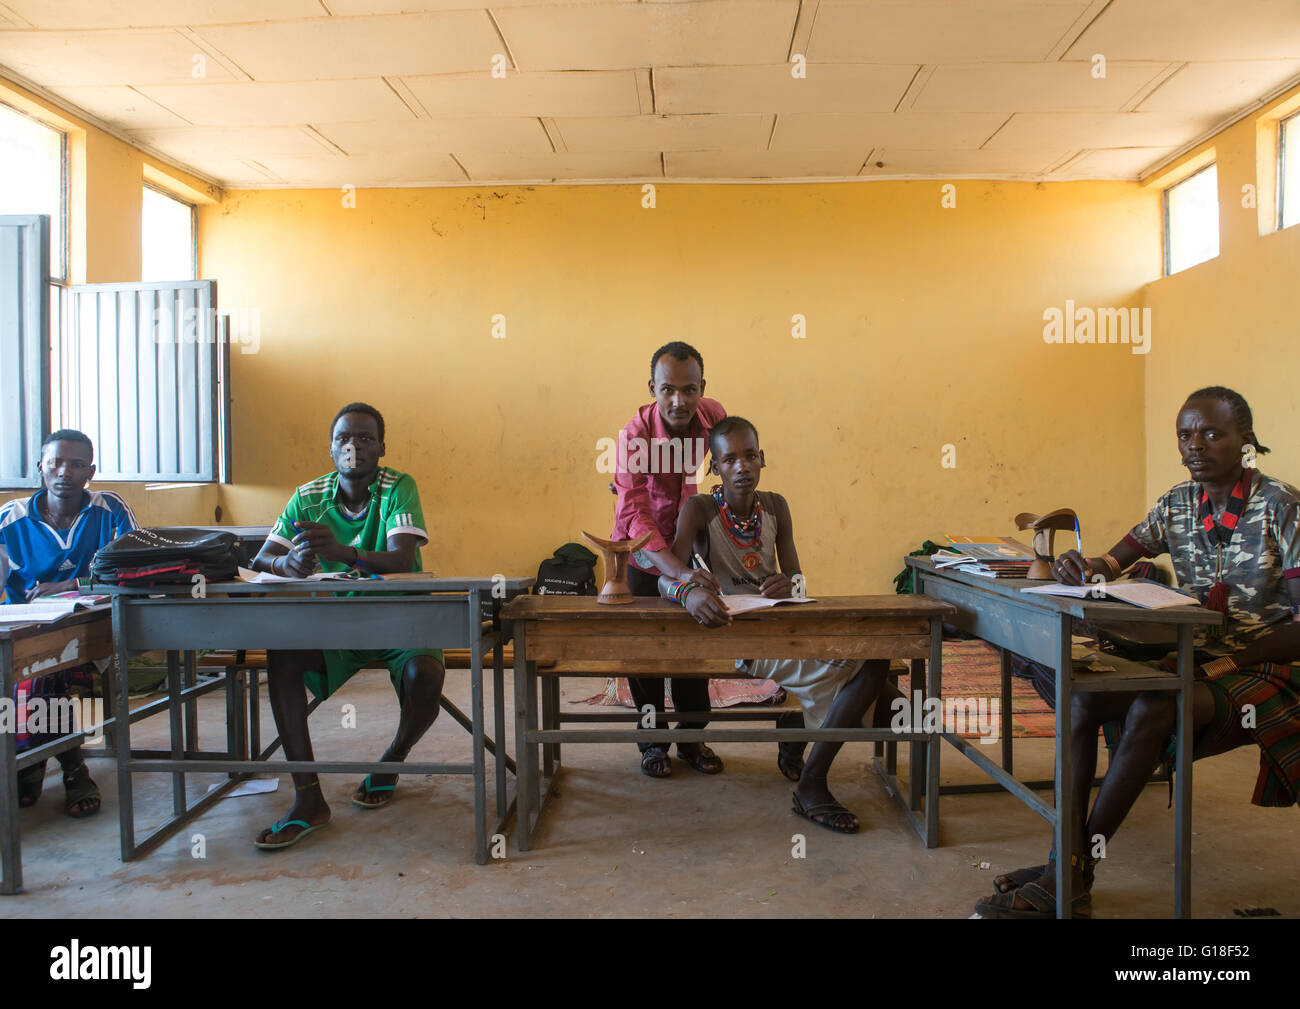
316;117;553;154
1067;0;1300;62
667;149;868;177
983;111;1221;150
555;114;770;152
912;61;1172;113
1;0;1295;185
0;1;326;30
46;84;190;127
1138;60;1300;116
128;125;336;161
0;28;237;85
771;111;1006;151
1058;146;1179;178
458;150;663;181
135;79;415;127
495;1;800;72
248;152;467;186
402;70;645;117
807;0;1093;63
862;147;1076;176
192;12;500;81
656;64;918;114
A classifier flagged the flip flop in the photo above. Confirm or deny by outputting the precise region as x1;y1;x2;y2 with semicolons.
993;863;1051;893
253;818;329;850
351;774;397;809
792;792;859;834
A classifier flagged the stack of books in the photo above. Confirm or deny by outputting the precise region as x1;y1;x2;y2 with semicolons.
931;536;1036;578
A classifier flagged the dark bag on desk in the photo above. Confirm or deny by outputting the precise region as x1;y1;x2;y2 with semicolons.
91;527;250;587
534;542;598;597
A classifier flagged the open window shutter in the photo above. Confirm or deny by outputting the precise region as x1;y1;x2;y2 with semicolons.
0;215;50;488
64;280;221;481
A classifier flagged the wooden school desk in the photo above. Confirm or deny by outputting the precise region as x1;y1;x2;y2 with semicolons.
1;605;113;895
502;594;955;851
906;557;1221;918
99;575;531;866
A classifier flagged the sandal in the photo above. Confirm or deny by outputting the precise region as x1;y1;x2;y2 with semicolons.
61;761;101;819
640;745;672;778
677;742;723;775
776;713;805;782
993;854;1098;894
792;792;859;834
351;774;397;809
974;881;1092;919
253;818;329;851
18;760;46;808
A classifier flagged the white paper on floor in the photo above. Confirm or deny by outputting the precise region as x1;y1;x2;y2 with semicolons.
206;777;280;798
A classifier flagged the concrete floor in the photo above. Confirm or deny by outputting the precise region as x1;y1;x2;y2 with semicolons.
3;668;1297;918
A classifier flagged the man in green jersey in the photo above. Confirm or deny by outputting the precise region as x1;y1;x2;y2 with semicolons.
249;403;445;850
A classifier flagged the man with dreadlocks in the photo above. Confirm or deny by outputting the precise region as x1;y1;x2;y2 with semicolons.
976;387;1300;918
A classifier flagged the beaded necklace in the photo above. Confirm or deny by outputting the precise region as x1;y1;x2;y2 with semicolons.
712;484;761;547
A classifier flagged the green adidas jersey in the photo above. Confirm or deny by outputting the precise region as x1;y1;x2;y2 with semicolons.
268;467;427;573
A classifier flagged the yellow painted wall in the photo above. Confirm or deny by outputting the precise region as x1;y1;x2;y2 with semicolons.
203;180;1159;591
0;76;223;526
1143;83;1300;513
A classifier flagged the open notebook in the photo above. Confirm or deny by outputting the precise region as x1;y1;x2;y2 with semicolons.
723;595;817;615
1021;579;1198;609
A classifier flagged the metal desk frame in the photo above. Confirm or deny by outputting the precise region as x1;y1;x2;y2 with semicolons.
505;594;955;852
1;607;115;895
102;576;531;866
907;557;1221;918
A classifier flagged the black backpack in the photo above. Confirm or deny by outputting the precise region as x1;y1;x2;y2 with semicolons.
91;527;249;587
535;542;598;596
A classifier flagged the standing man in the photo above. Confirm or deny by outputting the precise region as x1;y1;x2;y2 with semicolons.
611;342;728;778
1;429;138;817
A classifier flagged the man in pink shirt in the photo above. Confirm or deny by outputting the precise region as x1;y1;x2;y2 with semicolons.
611;342;727;778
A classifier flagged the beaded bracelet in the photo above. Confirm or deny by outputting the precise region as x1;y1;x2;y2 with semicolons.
677;582;701;607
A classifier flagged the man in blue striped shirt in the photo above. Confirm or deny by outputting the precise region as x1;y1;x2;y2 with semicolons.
1;429;137;817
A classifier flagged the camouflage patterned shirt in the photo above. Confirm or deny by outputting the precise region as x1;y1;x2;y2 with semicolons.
1125;470;1300;655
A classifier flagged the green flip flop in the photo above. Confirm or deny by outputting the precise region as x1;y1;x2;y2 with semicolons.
351;774;397;809
253;818;328;850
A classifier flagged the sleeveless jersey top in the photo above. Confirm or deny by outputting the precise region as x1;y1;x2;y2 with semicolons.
700;490;779;595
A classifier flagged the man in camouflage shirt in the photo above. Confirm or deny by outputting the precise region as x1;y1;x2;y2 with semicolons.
977;386;1300;918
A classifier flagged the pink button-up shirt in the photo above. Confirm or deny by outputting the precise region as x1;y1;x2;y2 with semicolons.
610;397;727;574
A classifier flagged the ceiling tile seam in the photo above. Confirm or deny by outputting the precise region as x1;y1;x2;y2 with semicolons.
893;65;931;112
383;76;428;120
635;69;654;115
765;113;778;150
0;62;224;192
302;125;348;156
648;67;658;115
176;26;252;83
1046;0;1113;63
317;0;334;14
539;117;564;152
788;0;819;63
124;84;195;127
855;147;877;175
240;159;283;182
0;2;30;29
1124;62;1187;113
977;113;1016;150
447;153;472;181
1046;150;1089;174
485;8;520;73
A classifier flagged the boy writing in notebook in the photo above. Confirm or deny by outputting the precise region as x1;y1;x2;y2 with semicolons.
657;416;891;832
